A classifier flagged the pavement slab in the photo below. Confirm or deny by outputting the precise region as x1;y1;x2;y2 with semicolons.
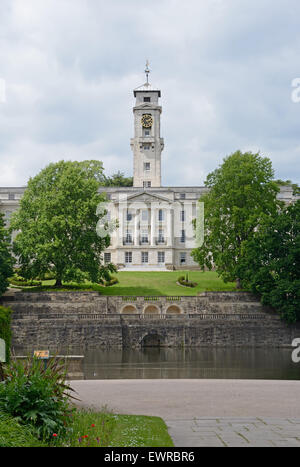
70;379;300;447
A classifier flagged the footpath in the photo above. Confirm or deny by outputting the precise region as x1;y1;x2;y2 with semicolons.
70;379;300;447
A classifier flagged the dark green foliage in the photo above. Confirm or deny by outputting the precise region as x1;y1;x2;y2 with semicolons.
9;275;42;287
238;200;300;323
192;150;281;286
0;356;76;440
177;273;197;288
0;411;47;447
0;306;12;362
104;171;133;187
104;276;119;287
0;213;13;296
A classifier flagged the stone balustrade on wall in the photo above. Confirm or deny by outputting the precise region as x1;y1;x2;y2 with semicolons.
1;291;299;350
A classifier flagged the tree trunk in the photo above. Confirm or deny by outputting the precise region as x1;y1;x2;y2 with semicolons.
236;278;242;289
55;278;63;287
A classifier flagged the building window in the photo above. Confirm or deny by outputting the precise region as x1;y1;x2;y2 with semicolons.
143;129;151;137
8;193;15;200
158;252;165;263
143;181;151;188
143;144;151;150
141;229;148;243
141;209;148;222
180;193;186;199
180;210;185;222
126;210;133;221
141;251;149;263
180;230;185;243
158;228;164;243
125;252;132;263
144;97;151;102
125;230;133;244
144;162;150;171
104;252;111;263
158;209;164;221
180;252;186;264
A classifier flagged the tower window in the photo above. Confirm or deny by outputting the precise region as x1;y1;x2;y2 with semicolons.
143;129;150;136
143;181;151;188
143;144;151;150
144;162;150;171
144;97;151;102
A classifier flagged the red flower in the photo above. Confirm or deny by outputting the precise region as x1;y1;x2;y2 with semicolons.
52;433;58;437
91;424;95;428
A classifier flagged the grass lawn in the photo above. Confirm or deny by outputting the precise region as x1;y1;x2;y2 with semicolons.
53;409;174;447
11;270;237;296
0;409;173;447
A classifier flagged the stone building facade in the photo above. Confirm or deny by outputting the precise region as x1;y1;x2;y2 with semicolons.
0;66;299;270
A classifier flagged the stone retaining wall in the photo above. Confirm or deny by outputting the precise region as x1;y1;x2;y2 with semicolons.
1;291;299;349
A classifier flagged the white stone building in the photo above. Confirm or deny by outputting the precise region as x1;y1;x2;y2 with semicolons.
0;64;299;270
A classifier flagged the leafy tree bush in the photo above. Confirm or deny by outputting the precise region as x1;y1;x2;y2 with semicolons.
238;200;300;323
0;411;46;447
192;151;281;288
0;356;76;440
104;171;133;187
9;160;116;287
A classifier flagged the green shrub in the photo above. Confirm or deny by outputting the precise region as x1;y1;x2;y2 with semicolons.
0;306;12;362
0;410;46;447
177;276;197;288
0;356;76;440
105;276;119;287
9;276;42;287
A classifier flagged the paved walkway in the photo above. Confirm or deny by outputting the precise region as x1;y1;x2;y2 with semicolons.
165;418;300;447
70;379;300;447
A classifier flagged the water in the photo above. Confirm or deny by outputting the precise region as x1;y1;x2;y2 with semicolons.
81;347;300;380
13;346;300;380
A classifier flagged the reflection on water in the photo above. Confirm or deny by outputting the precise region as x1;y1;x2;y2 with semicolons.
13;347;300;380
82;347;300;380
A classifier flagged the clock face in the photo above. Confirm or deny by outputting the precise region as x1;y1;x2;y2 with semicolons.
141;114;153;128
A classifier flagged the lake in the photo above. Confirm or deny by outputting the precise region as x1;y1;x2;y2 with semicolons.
80;347;300;380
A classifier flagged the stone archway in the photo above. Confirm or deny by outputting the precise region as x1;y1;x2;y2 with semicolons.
141;333;164;347
166;305;182;315
121;304;138;314
143;305;160;314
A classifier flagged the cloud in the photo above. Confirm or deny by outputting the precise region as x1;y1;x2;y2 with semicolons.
0;0;299;187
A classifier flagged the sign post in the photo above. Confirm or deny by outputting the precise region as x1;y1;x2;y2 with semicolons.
33;350;50;371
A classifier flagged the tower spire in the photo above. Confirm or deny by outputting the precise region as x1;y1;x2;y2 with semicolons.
145;60;150;85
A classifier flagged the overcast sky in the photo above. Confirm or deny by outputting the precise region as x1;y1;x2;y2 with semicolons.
0;0;299;187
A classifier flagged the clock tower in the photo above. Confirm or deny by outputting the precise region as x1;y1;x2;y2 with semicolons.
131;62;164;188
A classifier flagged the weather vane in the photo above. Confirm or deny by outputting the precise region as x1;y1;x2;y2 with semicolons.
145;60;150;85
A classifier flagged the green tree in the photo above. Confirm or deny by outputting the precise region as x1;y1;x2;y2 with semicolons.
104;171;133;187
0;213;13;296
238;200;300;323
10;160;116;287
191;150;281;288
